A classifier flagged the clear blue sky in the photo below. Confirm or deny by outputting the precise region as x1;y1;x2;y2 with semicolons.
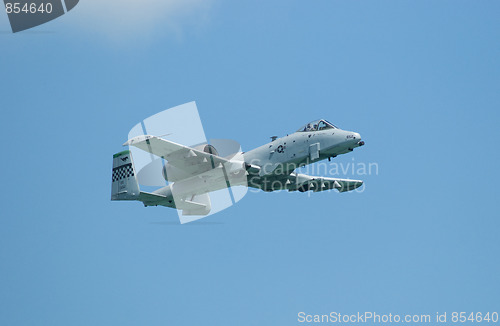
1;1;499;325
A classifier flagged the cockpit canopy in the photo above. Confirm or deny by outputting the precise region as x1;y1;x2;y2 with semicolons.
296;119;338;132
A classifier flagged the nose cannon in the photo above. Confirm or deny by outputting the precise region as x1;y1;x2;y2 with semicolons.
352;132;364;147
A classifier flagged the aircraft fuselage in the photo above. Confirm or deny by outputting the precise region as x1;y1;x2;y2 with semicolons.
243;127;364;177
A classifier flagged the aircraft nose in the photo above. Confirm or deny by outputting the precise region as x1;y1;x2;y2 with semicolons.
354;132;364;147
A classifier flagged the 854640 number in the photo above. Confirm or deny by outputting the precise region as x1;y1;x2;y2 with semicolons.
451;312;499;323
5;2;53;14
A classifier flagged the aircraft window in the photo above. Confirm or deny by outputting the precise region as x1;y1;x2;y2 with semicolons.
297;119;336;132
318;121;333;130
297;120;318;132
306;123;317;131
324;120;339;129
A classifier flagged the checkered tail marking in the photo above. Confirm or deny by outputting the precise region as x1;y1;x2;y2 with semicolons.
112;163;134;182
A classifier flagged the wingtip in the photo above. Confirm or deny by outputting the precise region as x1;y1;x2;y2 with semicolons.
123;135;154;146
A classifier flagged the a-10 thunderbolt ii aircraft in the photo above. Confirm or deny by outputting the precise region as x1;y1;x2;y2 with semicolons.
111;119;365;216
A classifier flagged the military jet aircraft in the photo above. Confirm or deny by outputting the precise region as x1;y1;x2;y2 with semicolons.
111;119;365;216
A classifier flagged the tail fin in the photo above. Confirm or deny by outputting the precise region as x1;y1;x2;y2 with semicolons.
111;150;140;201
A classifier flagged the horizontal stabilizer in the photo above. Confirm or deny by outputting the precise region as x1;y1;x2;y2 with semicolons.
178;193;211;217
183;199;207;209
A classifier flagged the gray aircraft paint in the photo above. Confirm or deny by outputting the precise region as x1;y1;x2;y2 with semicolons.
112;117;365;223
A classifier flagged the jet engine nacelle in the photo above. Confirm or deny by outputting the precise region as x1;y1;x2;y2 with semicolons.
191;143;219;156
202;144;219;156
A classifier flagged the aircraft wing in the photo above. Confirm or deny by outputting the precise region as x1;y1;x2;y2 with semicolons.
291;173;363;193
124;135;230;175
